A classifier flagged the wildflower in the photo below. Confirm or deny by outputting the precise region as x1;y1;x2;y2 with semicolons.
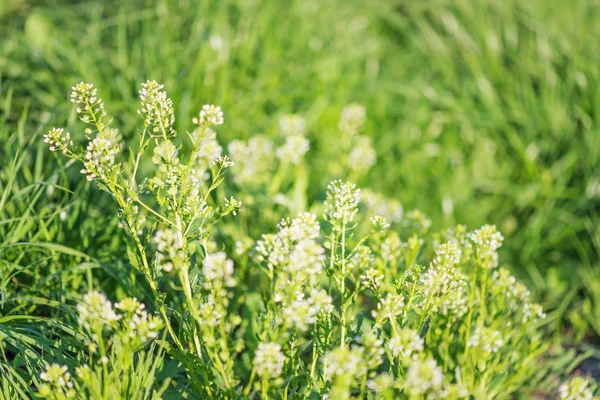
432;240;462;267
276;134;310;165
153;228;183;253
441;384;469;398
288;239;325;276
254;342;285;378
356;330;385;369
44;128;72;154
349;245;374;275
324;180;361;227
71;82;107;130
360;267;384;291
223;196;242;216
403;358;444;396
558;377;594;400
38;364;75;399
370;215;390;231
138;80;175;136
279;114;306;136
372;293;404;324
198;295;224;327
388;328;424;359
202;252;235;287
467;327;504;353
469;225;504;269
308;288;334;315
115;297;163;345
77;291;119;330
339;103;366;136
323;346;367;380
153;228;185;272
522;302;547;323
348;135;376;173
289;212;320;241
367;373;394;394
420;264;467;300
282;293;316;331
80;136;120;182
193;104;224;127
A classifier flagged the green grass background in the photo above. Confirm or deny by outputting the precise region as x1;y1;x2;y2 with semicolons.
1;0;599;385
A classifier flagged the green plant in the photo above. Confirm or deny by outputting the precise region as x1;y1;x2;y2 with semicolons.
32;80;595;398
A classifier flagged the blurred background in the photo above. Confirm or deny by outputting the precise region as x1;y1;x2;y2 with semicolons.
1;0;599;361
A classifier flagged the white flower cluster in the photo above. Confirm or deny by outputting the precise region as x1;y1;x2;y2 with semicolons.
114;297;163;344
44;128;72;154
138;80;175;136
558;377;594;400
276;114;309;165
254;342;285;378
469;224;504;269
255;213;331;331
356;330;385;369
403;358;444;396
360;267;384;291
38;364;75;399
80;135;120;182
372;292;404;324
202;252;236;288
276;134;310;165
388;328;424;359
153;228;185;273
323;346;367;380
324;180;361;227
348;135;376;173
432;240;462;267
279;114;306;136
467;327;504;353
492;268;546;323
339;103;366;136
77;292;162;348
77;291;119;330
193;104;224;127
420;256;467;301
71;82;107;129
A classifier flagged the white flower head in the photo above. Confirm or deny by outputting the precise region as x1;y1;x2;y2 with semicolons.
339;103;366;136
279;114;306;136
558;377;593;400
138;80;175;136
324;180;361;227
276;134;309;165
44;128;72;154
403;358;444;396
193;104;224;127
254;342;285;378
77;291;119;330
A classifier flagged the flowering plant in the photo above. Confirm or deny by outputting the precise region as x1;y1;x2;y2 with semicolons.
38;81;598;399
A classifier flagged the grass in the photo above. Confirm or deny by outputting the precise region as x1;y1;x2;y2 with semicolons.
1;0;599;397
